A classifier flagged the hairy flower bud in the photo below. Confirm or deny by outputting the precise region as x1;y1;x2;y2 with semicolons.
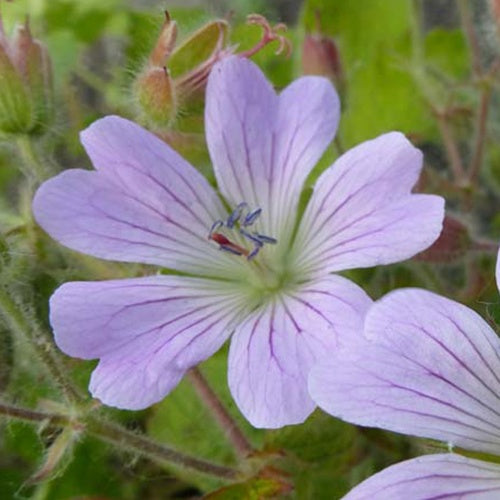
169;18;229;102
134;12;290;132
0;16;54;135
148;11;177;67
135;67;176;128
134;12;229;129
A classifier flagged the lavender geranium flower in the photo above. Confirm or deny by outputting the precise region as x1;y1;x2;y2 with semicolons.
32;56;444;428
309;248;500;497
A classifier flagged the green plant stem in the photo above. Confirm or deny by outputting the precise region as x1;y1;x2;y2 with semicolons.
410;0;467;185
0;401;68;426
0;287;84;403
15;135;47;183
85;415;239;480
457;0;482;77
468;85;492;185
471;238;499;253
188;367;253;458
434;111;467;185
0;401;239;480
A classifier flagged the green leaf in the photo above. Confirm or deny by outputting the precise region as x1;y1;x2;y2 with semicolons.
301;0;435;147
265;411;358;499
424;28;469;78
44;0;112;43
44;31;80;85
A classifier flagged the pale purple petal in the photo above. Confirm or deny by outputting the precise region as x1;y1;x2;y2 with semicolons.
33;116;240;278
50;275;249;409
291;132;444;276
496;246;500;293
205;56;339;242
309;288;500;455
344;454;500;500
228;275;371;428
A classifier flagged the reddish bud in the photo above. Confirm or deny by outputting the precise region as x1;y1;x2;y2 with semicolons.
0;16;53;134
302;33;342;82
134;12;290;132
135;66;176;128
149;11;177;67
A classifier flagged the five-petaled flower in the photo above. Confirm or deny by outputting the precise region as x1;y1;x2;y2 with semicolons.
309;248;500;497
33;56;444;428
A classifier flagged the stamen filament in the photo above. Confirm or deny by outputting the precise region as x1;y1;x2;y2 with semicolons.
208;202;277;261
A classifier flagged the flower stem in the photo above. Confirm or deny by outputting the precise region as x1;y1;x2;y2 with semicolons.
457;0;482;77
15;135;48;183
434;110;467;185
188;367;253;458
0;401;68;426
0;287;84;403
468;85;491;186
85;415;239;480
410;1;467;186
471;238;499;253
0;401;239;480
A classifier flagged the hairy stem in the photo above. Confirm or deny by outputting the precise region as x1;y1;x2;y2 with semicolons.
85;415;239;480
15;135;48;183
0;401;68;425
0;401;239;480
0;288;84;403
188;367;253;458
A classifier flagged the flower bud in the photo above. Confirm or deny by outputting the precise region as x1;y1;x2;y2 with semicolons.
0;17;54;135
134;12;229;130
149;11;177;67
169;19;229;102
12;21;54;133
135;67;176;128
302;33;343;85
134;12;290;132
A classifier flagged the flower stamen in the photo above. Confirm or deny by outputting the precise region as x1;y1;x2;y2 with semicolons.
208;203;277;260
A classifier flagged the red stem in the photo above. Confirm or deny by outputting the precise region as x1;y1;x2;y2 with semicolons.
188;367;253;458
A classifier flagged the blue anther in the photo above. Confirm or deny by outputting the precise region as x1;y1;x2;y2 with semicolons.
255;234;277;244
247;245;261;260
219;245;244;256
226;202;248;228
243;208;262;226
239;228;264;247
209;220;224;237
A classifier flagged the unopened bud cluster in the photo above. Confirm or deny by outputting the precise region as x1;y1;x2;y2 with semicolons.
134;12;229;130
0;17;54;135
134;12;291;131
